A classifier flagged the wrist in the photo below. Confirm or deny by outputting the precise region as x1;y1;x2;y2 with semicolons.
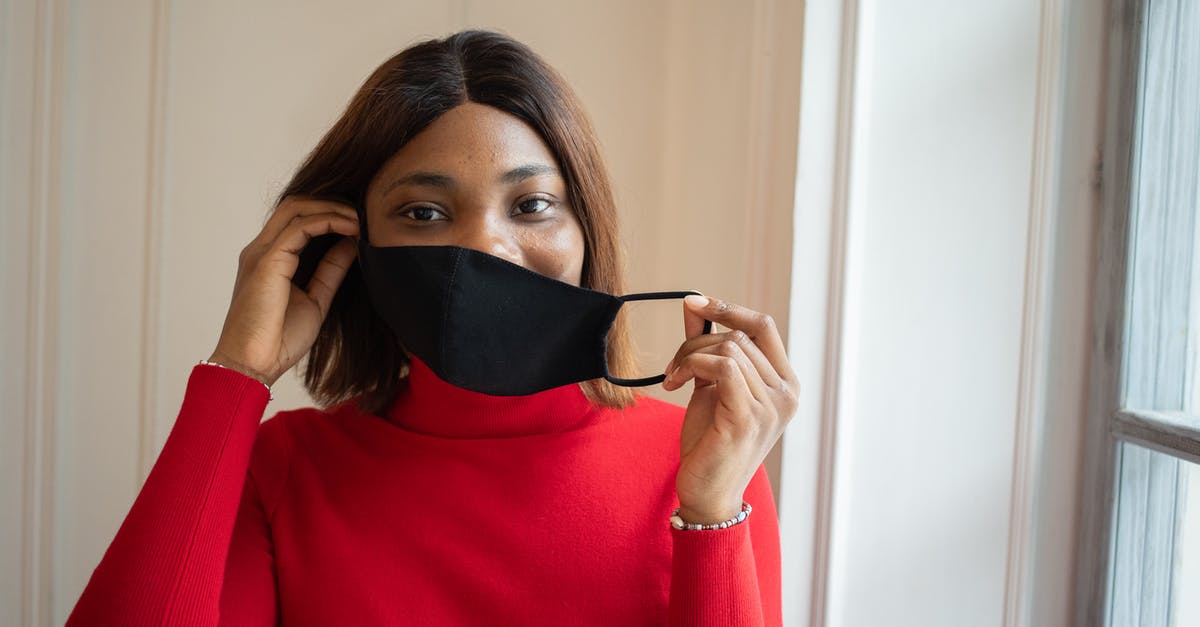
205;351;275;388
676;499;742;525
671;501;752;531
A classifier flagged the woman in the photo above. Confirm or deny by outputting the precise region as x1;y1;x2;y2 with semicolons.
69;30;798;626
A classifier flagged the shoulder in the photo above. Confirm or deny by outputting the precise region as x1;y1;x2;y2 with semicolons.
253;396;370;452
245;398;366;504
623;392;685;419
609;392;688;443
253;403;330;445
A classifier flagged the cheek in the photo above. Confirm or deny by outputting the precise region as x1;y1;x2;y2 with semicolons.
523;221;586;286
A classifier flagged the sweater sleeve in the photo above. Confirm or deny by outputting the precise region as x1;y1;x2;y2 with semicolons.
220;414;291;624
668;463;783;626
67;364;271;625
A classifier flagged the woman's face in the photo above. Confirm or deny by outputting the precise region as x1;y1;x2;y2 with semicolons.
363;102;587;287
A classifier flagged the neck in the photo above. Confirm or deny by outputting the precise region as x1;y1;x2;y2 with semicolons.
385;357;606;438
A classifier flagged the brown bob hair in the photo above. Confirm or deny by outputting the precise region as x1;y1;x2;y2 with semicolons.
280;30;639;415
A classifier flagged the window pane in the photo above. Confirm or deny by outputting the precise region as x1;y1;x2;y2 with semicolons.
1179;454;1200;625
1191;158;1200;415
1112;441;1200;626
1121;0;1200;415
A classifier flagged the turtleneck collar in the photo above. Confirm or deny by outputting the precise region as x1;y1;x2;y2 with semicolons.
384;356;607;438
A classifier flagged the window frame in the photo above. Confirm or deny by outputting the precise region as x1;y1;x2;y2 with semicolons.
1076;0;1200;625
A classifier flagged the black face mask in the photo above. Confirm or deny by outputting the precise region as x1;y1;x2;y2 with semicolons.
355;241;712;396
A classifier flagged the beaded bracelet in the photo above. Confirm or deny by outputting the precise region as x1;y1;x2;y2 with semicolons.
198;359;274;401
670;501;752;531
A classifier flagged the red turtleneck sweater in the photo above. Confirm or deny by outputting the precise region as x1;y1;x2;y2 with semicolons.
68;359;782;625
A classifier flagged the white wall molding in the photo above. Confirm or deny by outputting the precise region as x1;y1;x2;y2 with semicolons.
0;1;34;624
780;0;860;624
812;2;862;625
1002;0;1067;624
138;0;172;482
21;0;67;624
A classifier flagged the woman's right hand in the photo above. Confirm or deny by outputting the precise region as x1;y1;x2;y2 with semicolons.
207;196;361;387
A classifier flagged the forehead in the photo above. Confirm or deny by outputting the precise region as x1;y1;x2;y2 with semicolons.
376;102;560;180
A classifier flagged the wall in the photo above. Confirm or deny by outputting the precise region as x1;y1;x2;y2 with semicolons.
0;0;800;624
780;0;1105;626
3;0;1111;625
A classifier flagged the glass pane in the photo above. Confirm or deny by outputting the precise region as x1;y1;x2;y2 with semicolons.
1180;456;1200;625
1191;165;1200;415
1112;441;1200;626
1121;0;1200;415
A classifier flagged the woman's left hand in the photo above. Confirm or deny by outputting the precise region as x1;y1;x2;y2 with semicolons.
664;295;800;524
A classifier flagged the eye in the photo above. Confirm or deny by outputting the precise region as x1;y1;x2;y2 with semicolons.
399;205;448;222
513;197;554;216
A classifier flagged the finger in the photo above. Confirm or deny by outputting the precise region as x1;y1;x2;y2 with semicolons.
667;353;757;433
258;214;360;281
274;195;360;226
682;294;709;340
666;331;729;377
254;196;359;249
683;296;795;383
670;333;773;400
667;330;784;390
667;335;771;403
305;236;358;317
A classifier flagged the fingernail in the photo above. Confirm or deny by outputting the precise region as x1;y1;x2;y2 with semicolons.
684;295;709;308
665;358;675;376
665;362;682;388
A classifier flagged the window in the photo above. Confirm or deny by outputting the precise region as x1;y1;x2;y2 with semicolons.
1080;1;1200;625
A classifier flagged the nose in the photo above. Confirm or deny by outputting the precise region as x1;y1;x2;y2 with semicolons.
455;222;525;269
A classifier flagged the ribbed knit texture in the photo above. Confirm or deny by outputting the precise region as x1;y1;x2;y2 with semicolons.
67;358;781;625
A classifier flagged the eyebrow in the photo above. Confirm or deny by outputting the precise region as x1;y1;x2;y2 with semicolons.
381;172;455;196
381;164;560;198
499;163;559;185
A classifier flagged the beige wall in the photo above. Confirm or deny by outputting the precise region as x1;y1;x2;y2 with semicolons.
1;1;801;624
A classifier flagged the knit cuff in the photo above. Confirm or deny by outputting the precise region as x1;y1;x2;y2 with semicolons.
668;517;763;626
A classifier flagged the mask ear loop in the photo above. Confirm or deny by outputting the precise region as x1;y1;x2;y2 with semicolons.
603;290;714;387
